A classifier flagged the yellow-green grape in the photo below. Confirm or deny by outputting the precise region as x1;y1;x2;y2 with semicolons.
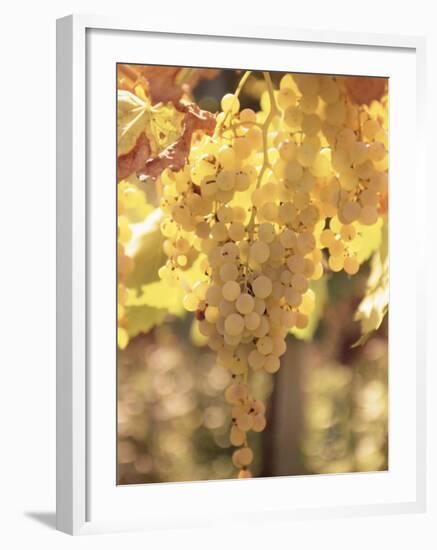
362;119;381;140
328;255;344;272
221;93;240;114
220;262;239;282
284;106;303;129
264;354;280;373
359;205;378;225
224;313;245;336
225;383;248;404
232;447;253;467
294;74;320;96
236;413;253;432
240;108;257;124
257;336;274;355
230;426;246;446
250;241;270;263
325;101;346;126
252;414;267;432
300;94;319;114
245;312;261;331
258;223;276;244
319;77;340;104
228;222;246;241
234;137;252;160
344;255;359;275
340;224;356;242
302;113;321;136
183;292;199;312
329;239;345;257
236;293;255;315
339;201;361;224
222;281;241;301
296;312;309;329
278;87;297;110
252;276;273;299
216;170;235;191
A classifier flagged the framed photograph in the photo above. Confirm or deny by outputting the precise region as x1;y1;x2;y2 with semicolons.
56;15;427;535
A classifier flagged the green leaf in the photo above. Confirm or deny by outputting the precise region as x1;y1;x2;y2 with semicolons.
290;276;328;341
117;90;184;157
350;218;383;264
125;209;166;289
353;220;388;346
127;255;208;319
124;304;167;340
118;90;154;156
190;319;208;347
128;281;185;317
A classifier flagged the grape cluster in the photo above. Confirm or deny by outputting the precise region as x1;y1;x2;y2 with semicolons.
158;71;388;477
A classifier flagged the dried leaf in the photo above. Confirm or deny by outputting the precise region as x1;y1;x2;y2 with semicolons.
117;90;184;180
343;76;387;106
118;64;219;105
138;103;216;179
118;133;151;181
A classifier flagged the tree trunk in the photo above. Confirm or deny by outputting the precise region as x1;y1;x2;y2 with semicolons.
261;340;308;477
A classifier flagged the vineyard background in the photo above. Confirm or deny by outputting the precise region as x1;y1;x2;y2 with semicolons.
117;67;388;484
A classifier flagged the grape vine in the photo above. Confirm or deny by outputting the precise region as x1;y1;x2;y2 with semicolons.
118;68;388;478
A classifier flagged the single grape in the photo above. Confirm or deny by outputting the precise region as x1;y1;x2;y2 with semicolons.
252;276;273;299
224;313;245;336
236;293;255;315
221;93;240;114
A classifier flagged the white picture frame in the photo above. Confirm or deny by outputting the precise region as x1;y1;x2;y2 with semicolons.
56;14;427;535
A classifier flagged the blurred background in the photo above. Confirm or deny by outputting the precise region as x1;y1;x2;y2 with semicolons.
117;68;388;485
118;271;388;484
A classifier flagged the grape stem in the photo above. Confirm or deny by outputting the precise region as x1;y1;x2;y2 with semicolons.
246;72;279;234
214;70;252;138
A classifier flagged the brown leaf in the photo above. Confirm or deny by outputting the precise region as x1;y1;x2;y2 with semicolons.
118;65;219;105
343;76;387;106
138;103;216;179
118;133;151;181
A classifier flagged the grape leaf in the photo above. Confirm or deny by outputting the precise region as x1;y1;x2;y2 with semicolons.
127;281;185;317
118;133;152;181
117;327;129;350
117;90;184;179
353;221;388;346
129;255;207;315
138;103;216;179
343;76;387;106
290;276;328;341
118;90;155;157
350;218;383;264
118;64;220;105
190;319;208;347
124;304;167;340
124;208;166;289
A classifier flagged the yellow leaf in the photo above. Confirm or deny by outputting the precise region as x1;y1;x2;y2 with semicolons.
125;304;167;340
290;276;328;341
190;319;208;347
125;209;166;289
117;90;153;156
117;90;184;157
129;281;185;317
350;218;383;264
117;327;129;349
353;221;388;345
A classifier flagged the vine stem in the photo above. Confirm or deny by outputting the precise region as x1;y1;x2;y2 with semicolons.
246;71;279;235
214;70;252;138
